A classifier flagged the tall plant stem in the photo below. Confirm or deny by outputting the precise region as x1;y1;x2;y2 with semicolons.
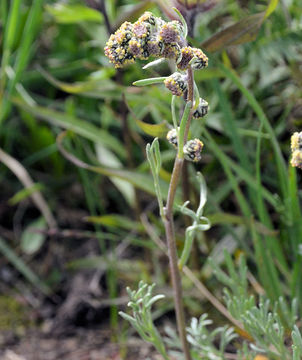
163;67;194;360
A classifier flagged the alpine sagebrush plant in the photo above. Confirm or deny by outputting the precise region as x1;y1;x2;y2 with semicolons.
105;7;302;360
105;8;210;360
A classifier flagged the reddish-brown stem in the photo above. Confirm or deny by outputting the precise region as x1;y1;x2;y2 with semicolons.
163;67;194;360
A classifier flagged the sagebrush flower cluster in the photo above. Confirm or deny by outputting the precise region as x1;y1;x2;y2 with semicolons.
105;11;209;165
166;98;208;162
291;131;302;169
104;11;208;70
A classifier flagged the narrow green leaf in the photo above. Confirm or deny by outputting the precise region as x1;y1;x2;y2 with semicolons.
3;0;21;50
85;215;144;232
0;0;22;120
38;67;116;95
57;132;181;204
135;119;169;138
0;1;8;30
133;77;167;87
265;0;279;18
13;100;126;159
46;4;103;23
208;213;278;236
67;257;147;272
173;7;187;38
95;144;135;206
9;183;44;205
21;217;46;255
178;101;192;158
143;58;166;69
0;236;50;294
219;64;288;198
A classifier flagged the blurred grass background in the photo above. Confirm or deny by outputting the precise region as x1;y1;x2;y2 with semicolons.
0;0;302;357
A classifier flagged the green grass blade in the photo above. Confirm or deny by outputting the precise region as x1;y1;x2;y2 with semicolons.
203;129;251;218
13;0;43;83
0;0;21;96
288;165;302;302
203;130;278;210
255;122;288;273
0;0;43;123
219;63;288;198
0;236;50;294
211;78;251;172
0;1;8;29
13;100;126;159
250;223;282;301
204;129;282;300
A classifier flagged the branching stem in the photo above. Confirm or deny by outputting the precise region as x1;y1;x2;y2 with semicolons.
163;67;194;360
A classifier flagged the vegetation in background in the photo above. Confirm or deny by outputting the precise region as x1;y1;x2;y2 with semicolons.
0;0;302;359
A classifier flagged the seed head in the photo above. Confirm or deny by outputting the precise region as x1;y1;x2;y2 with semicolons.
164;72;187;96
167;128;178;148
183;139;204;162
193;98;209;118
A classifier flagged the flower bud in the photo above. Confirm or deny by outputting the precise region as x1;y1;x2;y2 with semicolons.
137;11;157;26
177;46;194;70
164;72;187;96
147;37;164;56
159;21;183;43
183;139;204;162
291;150;302;169
162;43;182;61
166;128;178;148
177;46;208;70
193;98;209;118
291;132;302;152
128;39;143;58
190;48;208;69
133;21;150;39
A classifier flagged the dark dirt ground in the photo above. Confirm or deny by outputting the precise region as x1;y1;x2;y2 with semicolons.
0;183;171;360
0;328;162;360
